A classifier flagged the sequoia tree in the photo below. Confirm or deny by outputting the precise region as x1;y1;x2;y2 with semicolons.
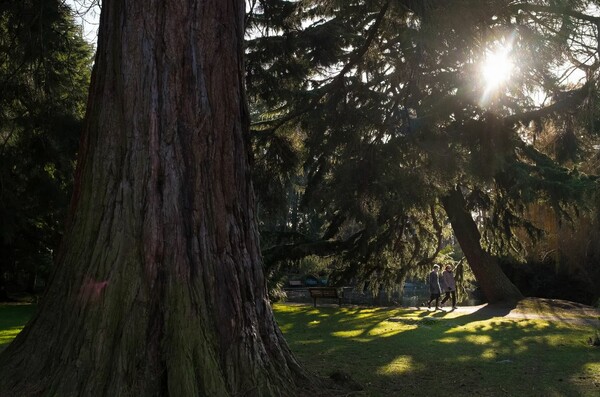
0;1;312;396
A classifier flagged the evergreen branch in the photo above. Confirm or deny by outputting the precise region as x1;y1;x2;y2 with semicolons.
245;0;259;28
503;83;591;125
510;3;600;25
262;229;365;264
430;204;444;254
333;1;390;82
250;1;391;132
413;207;445;269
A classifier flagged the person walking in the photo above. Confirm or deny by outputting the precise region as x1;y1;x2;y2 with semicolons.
427;264;442;310
440;264;457;309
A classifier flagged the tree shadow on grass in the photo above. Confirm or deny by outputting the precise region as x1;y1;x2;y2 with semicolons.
274;303;600;396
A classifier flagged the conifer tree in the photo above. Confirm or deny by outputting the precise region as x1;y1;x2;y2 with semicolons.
0;0;93;299
247;0;599;302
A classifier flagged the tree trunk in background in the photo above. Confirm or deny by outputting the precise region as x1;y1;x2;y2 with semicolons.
0;246;13;301
442;188;523;304
0;273;8;302
0;1;312;396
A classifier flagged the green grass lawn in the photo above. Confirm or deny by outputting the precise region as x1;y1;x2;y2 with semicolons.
273;303;600;396
0;304;36;352
1;303;598;396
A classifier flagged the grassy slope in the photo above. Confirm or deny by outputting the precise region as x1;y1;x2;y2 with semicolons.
1;303;598;396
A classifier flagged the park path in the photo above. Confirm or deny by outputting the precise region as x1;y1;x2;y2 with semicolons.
443;299;600;328
285;297;600;327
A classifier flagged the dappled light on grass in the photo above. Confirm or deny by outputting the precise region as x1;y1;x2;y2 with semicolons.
437;336;460;344
332;326;406;341
331;330;365;339
2;303;599;395
277;323;293;333
0;327;24;346
464;334;493;345
0;304;36;351
582;363;600;376
273;303;600;396
481;348;500;360
368;325;411;338
296;339;325;345
455;355;477;363
515;319;552;331
377;355;421;375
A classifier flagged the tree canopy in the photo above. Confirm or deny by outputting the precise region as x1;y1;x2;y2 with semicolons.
246;0;600;302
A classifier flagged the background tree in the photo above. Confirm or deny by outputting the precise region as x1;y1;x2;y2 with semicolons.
246;0;599;303
0;1;316;395
0;0;92;300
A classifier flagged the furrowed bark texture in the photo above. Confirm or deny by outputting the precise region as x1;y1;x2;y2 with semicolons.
442;188;523;304
0;1;310;396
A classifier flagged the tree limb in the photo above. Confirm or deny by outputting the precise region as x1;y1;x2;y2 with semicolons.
503;83;591;125
510;3;600;24
262;229;365;264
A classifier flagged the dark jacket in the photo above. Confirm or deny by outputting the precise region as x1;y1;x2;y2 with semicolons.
441;270;456;291
428;270;441;294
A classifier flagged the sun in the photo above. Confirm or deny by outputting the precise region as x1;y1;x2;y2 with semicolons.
481;47;514;89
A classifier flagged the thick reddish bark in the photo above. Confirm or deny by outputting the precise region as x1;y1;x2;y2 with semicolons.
442;188;523;304
0;1;313;396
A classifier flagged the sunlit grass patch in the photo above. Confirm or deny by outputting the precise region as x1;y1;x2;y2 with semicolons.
437;336;460;344
0;304;36;351
581;362;600;380
464;334;493;344
377;355;423;375
513;319;552;331
446;318;508;333
0;327;24;345
331;329;365;338
480;348;497;359
368;326;410;338
277;322;294;332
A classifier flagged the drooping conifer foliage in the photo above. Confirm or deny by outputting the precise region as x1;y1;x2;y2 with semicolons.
0;0;93;299
247;0;600;302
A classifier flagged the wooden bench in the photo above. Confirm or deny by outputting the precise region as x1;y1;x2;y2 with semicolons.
288;280;303;288
308;287;342;307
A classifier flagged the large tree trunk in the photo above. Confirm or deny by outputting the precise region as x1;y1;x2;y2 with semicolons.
0;1;313;396
441;187;523;304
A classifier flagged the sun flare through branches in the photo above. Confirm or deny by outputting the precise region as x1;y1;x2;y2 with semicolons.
480;40;515;105
482;50;514;88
